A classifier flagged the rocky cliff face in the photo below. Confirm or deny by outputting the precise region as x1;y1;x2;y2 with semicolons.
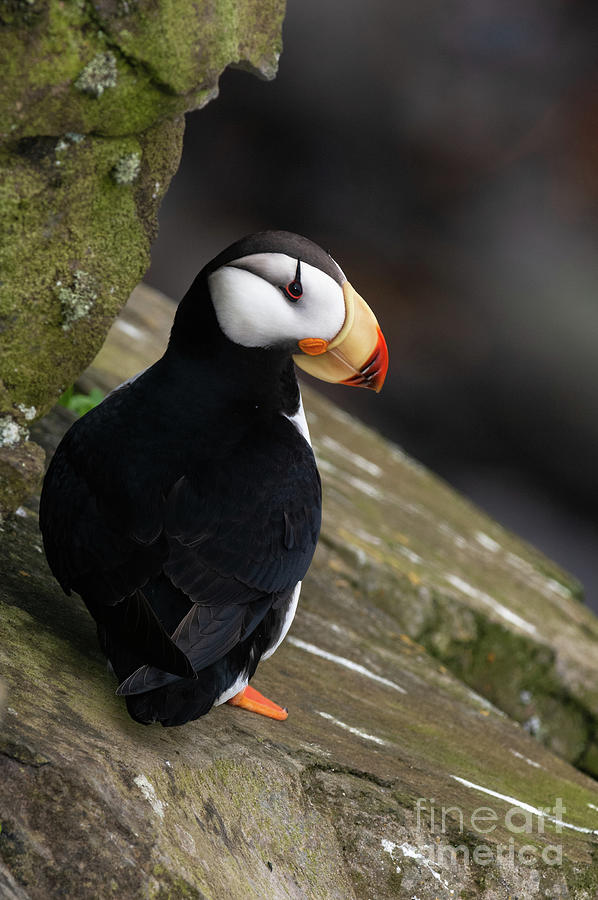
0;0;285;516
1;285;598;899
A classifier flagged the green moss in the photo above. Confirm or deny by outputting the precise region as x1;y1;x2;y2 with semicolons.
0;0;284;518
418;613;595;768
0;0;284;139
149;866;204;899
562;848;598;897
0;0;45;27
0;137;137;410
325;515;598;776
0;122;179;416
97;0;284;94
149;756;338;894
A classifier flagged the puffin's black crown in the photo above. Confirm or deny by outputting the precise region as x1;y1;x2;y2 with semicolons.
204;230;345;286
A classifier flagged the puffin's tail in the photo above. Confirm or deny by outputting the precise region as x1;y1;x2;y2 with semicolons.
124;678;217;726
98;575;277;727
113;641;259;727
98;621;226;725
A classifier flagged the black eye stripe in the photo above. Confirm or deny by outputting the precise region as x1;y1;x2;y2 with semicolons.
281;258;303;302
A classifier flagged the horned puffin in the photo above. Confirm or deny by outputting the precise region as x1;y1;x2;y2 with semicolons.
40;231;388;727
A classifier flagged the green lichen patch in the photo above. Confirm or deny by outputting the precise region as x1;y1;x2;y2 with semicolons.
59;269;99;330
15;403;36;422
74;51;118;98
111;150;141;185
0;417;27;448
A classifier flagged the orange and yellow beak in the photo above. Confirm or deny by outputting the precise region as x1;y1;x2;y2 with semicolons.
292;282;388;392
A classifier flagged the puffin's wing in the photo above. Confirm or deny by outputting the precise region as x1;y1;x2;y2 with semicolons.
39;405;196;680
165;416;322;596
117;416;321;695
115;591;274;695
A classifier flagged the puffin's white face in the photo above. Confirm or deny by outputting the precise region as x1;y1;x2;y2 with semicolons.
204;232;388;391
208;252;346;349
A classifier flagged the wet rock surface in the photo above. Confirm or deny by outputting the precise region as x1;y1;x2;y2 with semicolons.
1;284;598;898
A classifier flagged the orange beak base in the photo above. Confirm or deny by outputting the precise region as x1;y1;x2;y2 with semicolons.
293;281;388;393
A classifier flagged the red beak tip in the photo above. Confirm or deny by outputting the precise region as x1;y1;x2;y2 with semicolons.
375;326;389;391
341;326;388;391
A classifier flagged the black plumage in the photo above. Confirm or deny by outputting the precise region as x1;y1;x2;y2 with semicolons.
40;230;387;727
40;242;321;726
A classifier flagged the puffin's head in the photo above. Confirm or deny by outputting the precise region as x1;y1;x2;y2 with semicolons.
205;230;388;392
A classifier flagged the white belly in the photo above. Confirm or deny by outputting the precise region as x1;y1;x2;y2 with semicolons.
284;390;312;445
262;581;301;661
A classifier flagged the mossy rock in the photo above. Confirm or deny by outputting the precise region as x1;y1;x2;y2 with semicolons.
0;0;285;515
0;0;284;139
1;284;597;898
84;285;598;779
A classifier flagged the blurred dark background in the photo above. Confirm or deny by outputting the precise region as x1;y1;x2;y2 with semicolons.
147;0;598;608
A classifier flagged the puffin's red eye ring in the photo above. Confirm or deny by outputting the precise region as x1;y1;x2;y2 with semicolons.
281;259;303;302
284;280;303;301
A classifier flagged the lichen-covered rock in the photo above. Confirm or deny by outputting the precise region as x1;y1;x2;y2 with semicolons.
1;284;596;898
0;0;284;139
0;0;285;514
0;121;182;420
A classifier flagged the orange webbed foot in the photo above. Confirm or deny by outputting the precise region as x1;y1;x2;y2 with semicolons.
227;685;288;721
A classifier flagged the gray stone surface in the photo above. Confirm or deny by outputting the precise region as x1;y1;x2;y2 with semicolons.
1;284;598;898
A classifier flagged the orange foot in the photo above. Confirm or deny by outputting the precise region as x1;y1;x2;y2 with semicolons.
227;685;288;721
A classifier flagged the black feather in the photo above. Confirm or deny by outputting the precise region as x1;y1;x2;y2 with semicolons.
40;262;323;726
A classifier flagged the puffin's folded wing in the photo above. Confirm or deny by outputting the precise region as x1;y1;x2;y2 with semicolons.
117;593;272;695
39;420;195;680
163;416;322;598
100;588;196;680
118;417;321;695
